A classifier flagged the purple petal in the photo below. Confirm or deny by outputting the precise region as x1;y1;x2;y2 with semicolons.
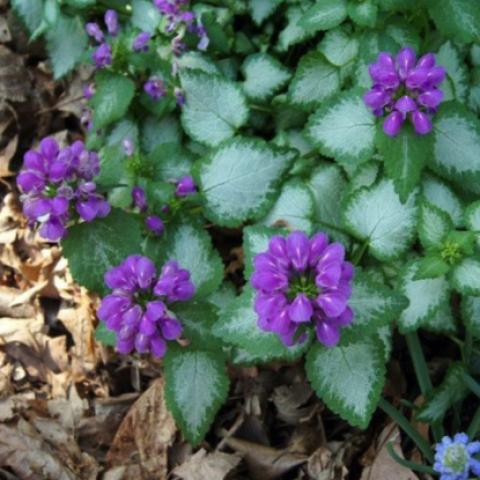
317;291;347;318
268;235;290;269
150;335;167;358
146;215;164;235
50;196;69;216
405;67;429;89
426;66;446;87
98;294;130;321
383;111;403;137
416;53;435;69
395;95;417;115
122;305;143;326
316;321;340;347
161;317;183;340
251;271;288;292
288;293;313;323
134;256;156;289
39;137;59;161
76;198;98;222
140;315;157;335
17;171;45;193
318;243;345;265
116;338;134;354
175;175;196;197
24;151;45;172
330;306;354;327
363;88;390;111
132;186;147;211
104;9;119;36
396;47;416;79
39;218;65;241
316;262;342;289
134;333;150;353
417;89;443;109
145;301;166;322
411;111;432;135
286;231;310;271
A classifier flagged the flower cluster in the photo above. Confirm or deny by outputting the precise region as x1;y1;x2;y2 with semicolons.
434;434;480;480
86;10;120;69
131;186;165;236
17;137;110;241
251;231;354;347
98;255;195;357
364;47;445;136
153;0;209;53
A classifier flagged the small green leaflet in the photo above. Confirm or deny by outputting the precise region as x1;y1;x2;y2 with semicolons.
397;261;450;333
305;334;386;429
431;103;480;194
413;256;450;281
307;90;376;169
428;0;480;44
142;115;182;153
347;0;378;28
249;0;283;25
416;364;468;424
62;209;143;296
465;201;480;247
418;201;453;250
261;180;315;234
177;52;221;75
376;124;433;203
344;179;418;261
461;296;480;339
207;283;237;318
107;118;139;148
277;4;314;52
180;70;248;147
91;72;136;130
158;222;223;298
288;52;340;110
148;143;193;181
46;14;88;79
347;272;408;335
95;322;116;347
197;138;296;227
318;29;359;67
242;53;291;101
12;0;43;34
164;348;229;446
212;287;310;362
131;0;161;33
436;42;468;103
451;258;480;296
423;301;456;335
300;0;348;35
349;161;380;192
421;174;464;227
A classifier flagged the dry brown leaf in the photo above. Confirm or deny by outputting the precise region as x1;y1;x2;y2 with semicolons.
107;377;176;479
173;448;242;480
224;436;307;480
0;45;31;101
0;15;12;43
360;425;417;480
48;384;88;431
271;382;314;425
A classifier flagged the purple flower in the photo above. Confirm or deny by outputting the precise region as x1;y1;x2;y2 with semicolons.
92;43;112;69
132;186;147;211
85;22;104;43
122;138;134;156
83;83;95;100
104;9;119;36
144;77;166;100
174;87;186;106
133;32;151;52
17;137;110;241
145;215;164;235
364;47;445;136
251;231;354;348
434;433;480;480
97;255;195;357
175;175;196;197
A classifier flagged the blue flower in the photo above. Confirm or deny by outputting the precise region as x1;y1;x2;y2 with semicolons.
434;433;480;480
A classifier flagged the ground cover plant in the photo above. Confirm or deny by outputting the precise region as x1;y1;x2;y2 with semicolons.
8;0;480;478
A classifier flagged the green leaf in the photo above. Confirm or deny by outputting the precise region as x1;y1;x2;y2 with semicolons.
347;0;378;28
305;334;386;428
300;0;348;35
171;302;220;350
418;202;453;250
91;72;136;130
249;0;283;24
180;70;248;147
277;4;315;51
416;364;468;424
261;179;315;234
344;179;418;261
197;138;296;227
62;209;143;296
158;223;223;298
64;0;96;6
164;348;229;446
212;287;310;362
451;258;480;296
177;52;221;75
131;0;161;33
242;53;291;101
307;90;376;169
377;0;417;9
46;14;88;79
142;115;181;153
318;28;359;67
148;143;193;181
12;0;43;34
207;283;237;317
95;321;116;347
107;118;139;147
436;42;468;103
349;161;380;192
421;174;464;227
423;301;457;334
461;296;480;338
307;163;350;244
288;52;340;110
465;200;480;246
347;272;408;335
376;124;432;203
397;260;450;333
428;0;480;43
413;256;451;280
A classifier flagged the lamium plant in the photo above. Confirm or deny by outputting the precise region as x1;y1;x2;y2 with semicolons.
12;0;480;471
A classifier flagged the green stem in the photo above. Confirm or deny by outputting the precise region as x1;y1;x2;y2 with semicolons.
463;372;480;398
352;239;369;265
464;327;473;367
378;398;434;462
250;103;273;114
467;404;480;439
404;332;443;442
386;443;436;474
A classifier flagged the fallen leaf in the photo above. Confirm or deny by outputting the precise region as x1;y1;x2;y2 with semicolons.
271;382;314;425
173;448;242;480
107;377;176;479
0;45;31;101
